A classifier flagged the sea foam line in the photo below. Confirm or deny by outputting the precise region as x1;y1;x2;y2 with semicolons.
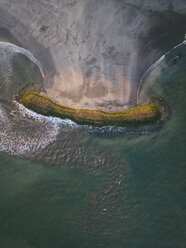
0;41;44;77
137;39;186;104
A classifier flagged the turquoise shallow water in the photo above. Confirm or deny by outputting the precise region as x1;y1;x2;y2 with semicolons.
0;43;186;248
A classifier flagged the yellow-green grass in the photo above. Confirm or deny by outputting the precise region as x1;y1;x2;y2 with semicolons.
22;92;161;126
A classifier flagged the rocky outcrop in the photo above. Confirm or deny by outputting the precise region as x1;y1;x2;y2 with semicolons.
22;92;161;126
0;0;186;110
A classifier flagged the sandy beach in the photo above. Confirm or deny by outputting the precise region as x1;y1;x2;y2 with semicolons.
0;0;186;111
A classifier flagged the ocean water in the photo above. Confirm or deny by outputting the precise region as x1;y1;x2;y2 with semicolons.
0;42;185;248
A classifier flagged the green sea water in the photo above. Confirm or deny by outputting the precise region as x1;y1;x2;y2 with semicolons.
0;43;185;248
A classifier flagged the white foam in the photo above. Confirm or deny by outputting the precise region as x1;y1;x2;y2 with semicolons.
0;42;44;77
0;39;160;158
137;41;186;103
0;103;62;156
15;101;78;128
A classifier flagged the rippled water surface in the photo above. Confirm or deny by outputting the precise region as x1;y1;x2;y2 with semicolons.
0;42;185;248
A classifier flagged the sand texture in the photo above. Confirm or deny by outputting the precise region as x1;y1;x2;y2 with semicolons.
0;0;186;110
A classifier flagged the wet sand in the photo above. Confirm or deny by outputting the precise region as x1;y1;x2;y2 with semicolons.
0;0;186;111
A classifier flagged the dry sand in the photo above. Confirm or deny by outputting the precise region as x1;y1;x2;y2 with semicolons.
0;0;186;110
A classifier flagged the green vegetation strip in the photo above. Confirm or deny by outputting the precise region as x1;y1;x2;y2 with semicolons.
22;92;161;126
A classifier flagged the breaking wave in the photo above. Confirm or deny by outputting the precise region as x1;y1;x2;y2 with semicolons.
0;40;172;157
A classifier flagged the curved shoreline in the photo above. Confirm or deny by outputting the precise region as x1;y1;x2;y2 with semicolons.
1;1;186;111
22;92;161;127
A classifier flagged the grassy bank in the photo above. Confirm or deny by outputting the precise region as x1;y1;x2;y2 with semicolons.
22;92;161;126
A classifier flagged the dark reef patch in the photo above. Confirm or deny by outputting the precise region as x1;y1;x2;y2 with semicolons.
22;92;162;127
